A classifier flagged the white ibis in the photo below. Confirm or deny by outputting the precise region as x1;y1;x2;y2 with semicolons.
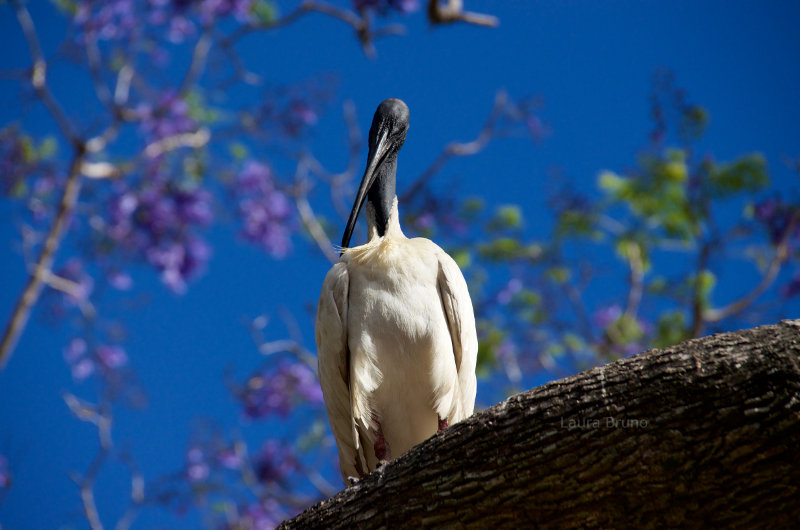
316;99;478;482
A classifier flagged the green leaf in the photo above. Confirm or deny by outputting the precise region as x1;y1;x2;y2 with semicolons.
460;197;484;219
475;322;504;376
654;311;689;348
251;1;278;24
608;314;643;345
229;142;249;160
478;237;540;261
708;153;769;198
680;105;709;140
38;137;58;159
662;149;688;183
546;266;570;284
598;170;627;194
450;249;471;269
563;332;585;352
487;204;523;231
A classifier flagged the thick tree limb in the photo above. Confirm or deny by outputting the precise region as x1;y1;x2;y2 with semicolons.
282;320;800;528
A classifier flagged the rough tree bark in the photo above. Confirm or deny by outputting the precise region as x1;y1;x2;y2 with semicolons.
281;320;800;528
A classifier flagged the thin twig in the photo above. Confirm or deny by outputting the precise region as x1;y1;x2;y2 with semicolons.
14;1;81;147
179;32;213;96
400;91;508;203
144;128;211;158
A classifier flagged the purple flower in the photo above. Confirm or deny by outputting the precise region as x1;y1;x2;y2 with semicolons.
108;270;133;290
97;345;128;369
146;237;210;294
253;441;296;484
167;15;196;43
781;271;800;299
107;178;213;293
354;0;418;14
753;196;799;247
63;339;128;381
241;361;322;419
186;446;209;483
593;304;622;329
496;278;523;305
72;358;96;380
64;337;88;363
216;447;242;470
64;339;95;380
73;0;140;42
388;0;419;14
136;92;197;144
235;161;293;257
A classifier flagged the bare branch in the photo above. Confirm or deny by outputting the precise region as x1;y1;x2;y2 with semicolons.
292;159;339;264
0;150;85;369
144;128;211;158
14;1;81;146
115;452;144;530
400;91;508;203
64;394;114;530
703;212;800;323
179;32;213;96
427;0;499;27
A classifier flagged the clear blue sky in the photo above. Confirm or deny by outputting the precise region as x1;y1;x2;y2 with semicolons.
1;1;799;527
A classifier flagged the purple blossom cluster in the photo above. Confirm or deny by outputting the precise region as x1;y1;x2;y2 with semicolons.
753;197;800;247
353;0;419;14
135;92;197;143
72;0;257;45
185;446;210;483
63;337;128;381
753;197;800;298
241;360;322;419
592;304;623;329
253;440;297;484
74;0;140;42
235;161;292;257
107;176;213;293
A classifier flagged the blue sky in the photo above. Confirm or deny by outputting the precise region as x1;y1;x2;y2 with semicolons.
1;1;799;527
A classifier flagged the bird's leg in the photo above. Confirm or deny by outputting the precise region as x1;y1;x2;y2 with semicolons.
373;421;391;462
438;415;449;431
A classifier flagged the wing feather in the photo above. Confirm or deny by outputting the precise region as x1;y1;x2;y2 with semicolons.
437;250;478;420
315;261;366;482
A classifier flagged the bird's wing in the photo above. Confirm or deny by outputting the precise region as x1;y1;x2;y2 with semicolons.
437;250;478;419
315;261;366;482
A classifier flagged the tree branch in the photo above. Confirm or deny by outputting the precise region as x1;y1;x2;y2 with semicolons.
400;91;508;204
704;211;800;323
0;150;85;368
282;319;800;528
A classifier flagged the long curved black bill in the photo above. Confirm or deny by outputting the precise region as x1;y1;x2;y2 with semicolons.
340;128;391;252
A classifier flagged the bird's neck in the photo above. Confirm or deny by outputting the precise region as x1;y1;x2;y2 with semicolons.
367;154;397;238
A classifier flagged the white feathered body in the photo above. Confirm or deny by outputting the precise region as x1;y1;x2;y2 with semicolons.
316;200;477;481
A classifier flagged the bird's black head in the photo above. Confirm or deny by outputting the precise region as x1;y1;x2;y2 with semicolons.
368;98;410;154
341;99;410;251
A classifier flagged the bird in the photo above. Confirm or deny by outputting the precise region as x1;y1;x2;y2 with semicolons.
315;98;478;483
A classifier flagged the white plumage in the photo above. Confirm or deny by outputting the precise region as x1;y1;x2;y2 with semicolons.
315;99;478;482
